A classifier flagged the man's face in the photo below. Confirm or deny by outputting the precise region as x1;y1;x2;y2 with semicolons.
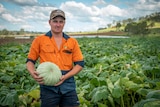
49;16;65;33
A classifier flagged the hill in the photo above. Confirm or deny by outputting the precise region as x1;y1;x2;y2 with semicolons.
68;21;160;36
68;12;160;36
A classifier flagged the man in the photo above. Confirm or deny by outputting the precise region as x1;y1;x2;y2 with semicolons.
26;9;84;107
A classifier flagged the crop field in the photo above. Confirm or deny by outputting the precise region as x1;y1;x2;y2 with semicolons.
0;36;160;107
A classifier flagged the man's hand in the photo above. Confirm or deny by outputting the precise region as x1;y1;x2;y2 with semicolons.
54;75;65;86
31;71;44;84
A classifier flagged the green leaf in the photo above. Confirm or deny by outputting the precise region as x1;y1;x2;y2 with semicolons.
112;85;125;98
146;90;160;99
124;81;139;90
108;95;115;107
107;78;114;93
0;75;13;82
0;90;18;106
136;88;152;96
143;100;160;107
134;98;160;107
121;77;141;91
97;102;108;107
156;82;160;89
28;89;40;100
89;86;109;103
90;78;99;87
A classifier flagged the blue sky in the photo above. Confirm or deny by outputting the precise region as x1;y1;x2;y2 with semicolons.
0;0;160;32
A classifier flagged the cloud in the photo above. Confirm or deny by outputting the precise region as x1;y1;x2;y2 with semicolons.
101;5;129;17
0;25;5;29
60;1;102;31
1;13;24;23
22;6;52;20
0;4;6;13
4;0;38;6
139;0;160;4
60;1;104;26
60;1;130;31
126;0;160;18
135;0;160;11
61;1;100;18
93;0;107;5
21;24;34;30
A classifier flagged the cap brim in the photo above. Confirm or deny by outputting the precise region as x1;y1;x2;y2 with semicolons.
51;15;65;20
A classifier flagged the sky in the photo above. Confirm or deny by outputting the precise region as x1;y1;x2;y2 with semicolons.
0;0;160;32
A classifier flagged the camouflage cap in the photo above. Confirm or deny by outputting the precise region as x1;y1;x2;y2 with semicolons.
50;9;65;20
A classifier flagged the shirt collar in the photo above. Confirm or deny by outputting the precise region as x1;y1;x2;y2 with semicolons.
45;31;70;40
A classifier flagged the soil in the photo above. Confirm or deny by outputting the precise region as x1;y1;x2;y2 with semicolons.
69;31;126;36
0;37;34;46
0;31;126;45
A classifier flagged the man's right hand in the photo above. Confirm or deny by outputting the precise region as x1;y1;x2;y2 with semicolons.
31;71;44;84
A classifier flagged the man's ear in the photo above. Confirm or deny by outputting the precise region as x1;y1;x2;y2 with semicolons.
48;20;51;25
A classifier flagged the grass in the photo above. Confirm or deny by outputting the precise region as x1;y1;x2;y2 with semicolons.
68;22;160;36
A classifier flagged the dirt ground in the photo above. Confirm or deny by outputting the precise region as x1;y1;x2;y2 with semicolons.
0;31;126;45
69;31;126;36
0;37;34;45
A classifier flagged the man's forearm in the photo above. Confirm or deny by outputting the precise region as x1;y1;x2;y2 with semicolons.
26;61;36;75
64;64;83;79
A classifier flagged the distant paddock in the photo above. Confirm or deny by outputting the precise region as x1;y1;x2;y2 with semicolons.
0;37;34;45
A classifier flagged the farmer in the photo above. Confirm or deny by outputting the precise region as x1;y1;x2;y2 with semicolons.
26;9;84;107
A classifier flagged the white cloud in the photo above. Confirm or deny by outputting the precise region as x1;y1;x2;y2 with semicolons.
60;1;130;31
22;6;55;20
6;0;38;6
18;5;53;32
0;25;5;29
0;4;6;13
60;1;102;31
136;0;160;11
61;1;100;18
21;24;34;30
93;0;107;5
126;0;160;18
1;13;24;23
101;5;129;17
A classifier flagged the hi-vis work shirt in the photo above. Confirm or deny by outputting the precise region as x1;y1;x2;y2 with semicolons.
27;31;84;71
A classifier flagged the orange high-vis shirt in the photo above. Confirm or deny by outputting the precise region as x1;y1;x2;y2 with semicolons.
27;31;84;71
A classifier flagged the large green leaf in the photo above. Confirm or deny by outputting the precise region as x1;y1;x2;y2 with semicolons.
97;102;109;107
0;90;18;106
89;86;109;103
133;98;160;107
136;88;152;96
28;89;40;100
146;90;160;99
112;85;125;98
106;78;114;93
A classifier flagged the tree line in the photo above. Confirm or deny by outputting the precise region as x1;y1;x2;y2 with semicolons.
0;28;43;36
100;12;160;35
124;12;159;35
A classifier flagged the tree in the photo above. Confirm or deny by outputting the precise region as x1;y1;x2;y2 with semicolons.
125;21;148;36
116;22;121;31
107;24;111;28
149;21;155;28
127;18;133;23
1;29;9;35
138;21;148;35
20;28;25;35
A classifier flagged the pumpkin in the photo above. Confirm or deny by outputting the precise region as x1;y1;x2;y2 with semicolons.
36;62;62;86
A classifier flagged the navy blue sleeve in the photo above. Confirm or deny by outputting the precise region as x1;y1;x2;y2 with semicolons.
26;58;36;64
74;60;85;67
